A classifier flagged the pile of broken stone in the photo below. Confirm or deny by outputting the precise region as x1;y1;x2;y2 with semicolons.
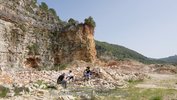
0;64;147;99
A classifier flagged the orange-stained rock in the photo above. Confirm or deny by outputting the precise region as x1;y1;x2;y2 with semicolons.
54;24;96;64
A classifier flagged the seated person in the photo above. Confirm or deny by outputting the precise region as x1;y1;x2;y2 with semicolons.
83;66;92;81
57;73;67;88
66;70;74;82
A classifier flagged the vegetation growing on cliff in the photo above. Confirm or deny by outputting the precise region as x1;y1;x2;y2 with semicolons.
48;8;57;16
38;1;96;29
39;2;61;22
84;16;96;28
27;43;39;55
39;2;48;11
51;64;68;71
68;18;78;26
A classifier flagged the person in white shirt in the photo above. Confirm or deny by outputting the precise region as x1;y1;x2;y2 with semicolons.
66;70;74;82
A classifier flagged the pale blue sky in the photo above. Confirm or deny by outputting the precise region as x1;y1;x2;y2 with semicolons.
38;0;177;58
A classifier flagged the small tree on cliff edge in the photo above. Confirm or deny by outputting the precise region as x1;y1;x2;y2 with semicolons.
40;2;48;11
49;8;57;16
84;16;96;28
68;18;76;25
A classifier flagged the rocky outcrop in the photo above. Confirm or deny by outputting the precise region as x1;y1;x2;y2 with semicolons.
0;0;96;69
54;24;96;64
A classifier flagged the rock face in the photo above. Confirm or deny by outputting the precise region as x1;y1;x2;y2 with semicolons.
54;24;96;64
0;0;96;69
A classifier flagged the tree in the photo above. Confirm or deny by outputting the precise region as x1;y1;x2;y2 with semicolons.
68;18;77;25
57;16;61;22
84;16;96;28
39;2;48;11
49;8;57;16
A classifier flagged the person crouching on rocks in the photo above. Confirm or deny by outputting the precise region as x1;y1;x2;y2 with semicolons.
66;70;74;82
84;66;92;81
57;73;67;88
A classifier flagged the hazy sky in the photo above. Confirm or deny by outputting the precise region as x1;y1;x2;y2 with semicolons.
38;0;177;58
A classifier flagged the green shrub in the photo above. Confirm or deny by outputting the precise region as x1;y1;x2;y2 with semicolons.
36;80;44;86
14;87;29;96
27;43;39;55
19;24;27;32
51;64;68;71
84;16;96;28
150;96;162;100
49;8;57;16
0;85;9;98
34;80;57;90
57;16;62;22
39;2;48;11
68;18;78;25
46;85;57;90
127;79;144;86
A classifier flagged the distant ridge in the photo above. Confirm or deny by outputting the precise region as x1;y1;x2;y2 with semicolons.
95;40;165;64
159;55;177;64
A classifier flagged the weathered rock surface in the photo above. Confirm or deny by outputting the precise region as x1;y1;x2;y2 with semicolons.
0;0;96;69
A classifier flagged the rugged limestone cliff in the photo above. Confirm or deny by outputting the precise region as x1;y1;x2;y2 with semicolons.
54;24;96;64
0;0;96;69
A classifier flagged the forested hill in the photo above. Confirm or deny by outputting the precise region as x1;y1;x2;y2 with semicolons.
95;40;164;64
160;55;177;64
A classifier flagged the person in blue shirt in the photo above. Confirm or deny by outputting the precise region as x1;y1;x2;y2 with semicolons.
83;66;92;81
